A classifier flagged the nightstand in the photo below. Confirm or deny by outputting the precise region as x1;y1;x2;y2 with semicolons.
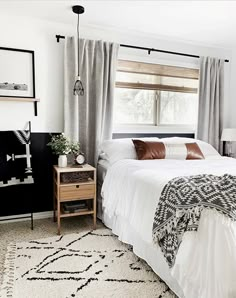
53;164;96;235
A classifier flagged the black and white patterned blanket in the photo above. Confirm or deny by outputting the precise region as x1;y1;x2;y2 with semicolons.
0;130;34;187
152;174;236;268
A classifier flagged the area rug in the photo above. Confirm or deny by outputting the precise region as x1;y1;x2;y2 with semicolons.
0;228;175;298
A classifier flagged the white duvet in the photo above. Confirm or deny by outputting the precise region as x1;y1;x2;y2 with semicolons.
102;157;236;298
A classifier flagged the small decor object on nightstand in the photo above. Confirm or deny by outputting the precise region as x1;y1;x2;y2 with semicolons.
47;134;71;168
70;141;85;165
75;153;86;165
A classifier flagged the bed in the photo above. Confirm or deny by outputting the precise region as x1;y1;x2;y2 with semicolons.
97;159;110;219
98;137;236;298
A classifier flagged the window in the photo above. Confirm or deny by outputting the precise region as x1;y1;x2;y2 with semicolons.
114;60;199;128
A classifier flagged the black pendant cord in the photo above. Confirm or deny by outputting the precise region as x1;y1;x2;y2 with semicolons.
77;13;80;78
72;5;85;96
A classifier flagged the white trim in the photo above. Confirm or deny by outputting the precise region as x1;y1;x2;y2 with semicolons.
0;211;53;224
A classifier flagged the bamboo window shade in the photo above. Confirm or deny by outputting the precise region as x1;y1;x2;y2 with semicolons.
116;60;199;94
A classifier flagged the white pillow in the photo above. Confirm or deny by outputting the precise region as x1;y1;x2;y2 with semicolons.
100;137;159;164
160;137;220;158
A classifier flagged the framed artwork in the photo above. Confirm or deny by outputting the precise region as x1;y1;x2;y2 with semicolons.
0;47;35;98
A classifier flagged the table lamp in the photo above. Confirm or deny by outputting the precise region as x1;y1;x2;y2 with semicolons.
221;128;236;157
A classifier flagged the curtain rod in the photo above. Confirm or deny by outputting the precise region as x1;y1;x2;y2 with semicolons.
55;35;229;63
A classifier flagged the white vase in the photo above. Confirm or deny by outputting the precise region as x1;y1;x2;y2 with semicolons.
58;155;67;168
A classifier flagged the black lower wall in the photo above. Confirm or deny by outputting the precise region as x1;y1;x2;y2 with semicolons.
0;133;57;217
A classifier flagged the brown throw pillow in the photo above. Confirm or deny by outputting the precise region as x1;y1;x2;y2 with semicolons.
132;140;165;160
185;143;205;160
132;140;204;160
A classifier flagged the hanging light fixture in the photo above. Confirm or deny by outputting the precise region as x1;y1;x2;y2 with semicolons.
72;5;85;96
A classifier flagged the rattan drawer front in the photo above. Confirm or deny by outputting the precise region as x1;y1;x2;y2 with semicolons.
60;184;95;200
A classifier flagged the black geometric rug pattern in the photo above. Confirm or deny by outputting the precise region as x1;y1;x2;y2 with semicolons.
0;229;176;298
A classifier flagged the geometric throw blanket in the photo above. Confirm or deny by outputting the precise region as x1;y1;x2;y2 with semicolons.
152;174;236;268
0;130;34;187
0;229;175;298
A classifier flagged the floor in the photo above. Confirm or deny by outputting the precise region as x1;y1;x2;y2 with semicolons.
0;216;103;283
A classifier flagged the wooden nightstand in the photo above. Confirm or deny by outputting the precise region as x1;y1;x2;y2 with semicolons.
53;164;96;235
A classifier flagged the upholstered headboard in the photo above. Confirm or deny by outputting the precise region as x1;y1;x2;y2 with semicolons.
112;133;195;139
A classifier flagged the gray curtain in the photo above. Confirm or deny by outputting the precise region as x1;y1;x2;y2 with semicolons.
64;37;78;141
64;38;119;165
197;56;224;153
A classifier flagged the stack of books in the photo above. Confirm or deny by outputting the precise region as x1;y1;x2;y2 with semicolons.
63;201;88;213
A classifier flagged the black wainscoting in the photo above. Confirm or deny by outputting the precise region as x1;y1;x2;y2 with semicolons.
0;133;57;217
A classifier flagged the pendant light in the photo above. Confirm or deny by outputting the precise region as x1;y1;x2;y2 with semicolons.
72;5;85;96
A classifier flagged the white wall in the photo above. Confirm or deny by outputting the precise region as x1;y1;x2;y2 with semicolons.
0;14;232;133
0;15;73;132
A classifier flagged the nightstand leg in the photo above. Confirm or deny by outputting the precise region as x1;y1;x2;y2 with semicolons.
93;196;96;230
53;196;56;222
57;200;61;235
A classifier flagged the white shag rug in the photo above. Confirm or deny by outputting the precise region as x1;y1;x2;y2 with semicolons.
0;228;175;298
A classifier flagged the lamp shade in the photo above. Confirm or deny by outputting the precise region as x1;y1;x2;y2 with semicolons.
221;128;236;141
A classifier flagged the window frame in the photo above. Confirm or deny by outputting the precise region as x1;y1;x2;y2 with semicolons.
114;60;199;132
115;82;198;94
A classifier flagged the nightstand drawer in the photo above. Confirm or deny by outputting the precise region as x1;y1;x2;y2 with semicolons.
60;184;95;200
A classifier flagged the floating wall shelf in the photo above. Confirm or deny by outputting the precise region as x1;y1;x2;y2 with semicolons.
0;97;39;116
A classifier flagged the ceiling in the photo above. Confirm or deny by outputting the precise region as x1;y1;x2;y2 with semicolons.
0;0;236;48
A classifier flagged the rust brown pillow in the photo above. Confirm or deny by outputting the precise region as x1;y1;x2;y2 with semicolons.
132;140;165;160
185;143;205;160
132;140;204;160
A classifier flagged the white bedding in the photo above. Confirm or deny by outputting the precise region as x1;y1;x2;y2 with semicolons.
97;159;110;219
101;157;236;298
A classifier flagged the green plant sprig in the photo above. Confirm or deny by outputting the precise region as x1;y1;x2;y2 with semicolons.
47;134;71;155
